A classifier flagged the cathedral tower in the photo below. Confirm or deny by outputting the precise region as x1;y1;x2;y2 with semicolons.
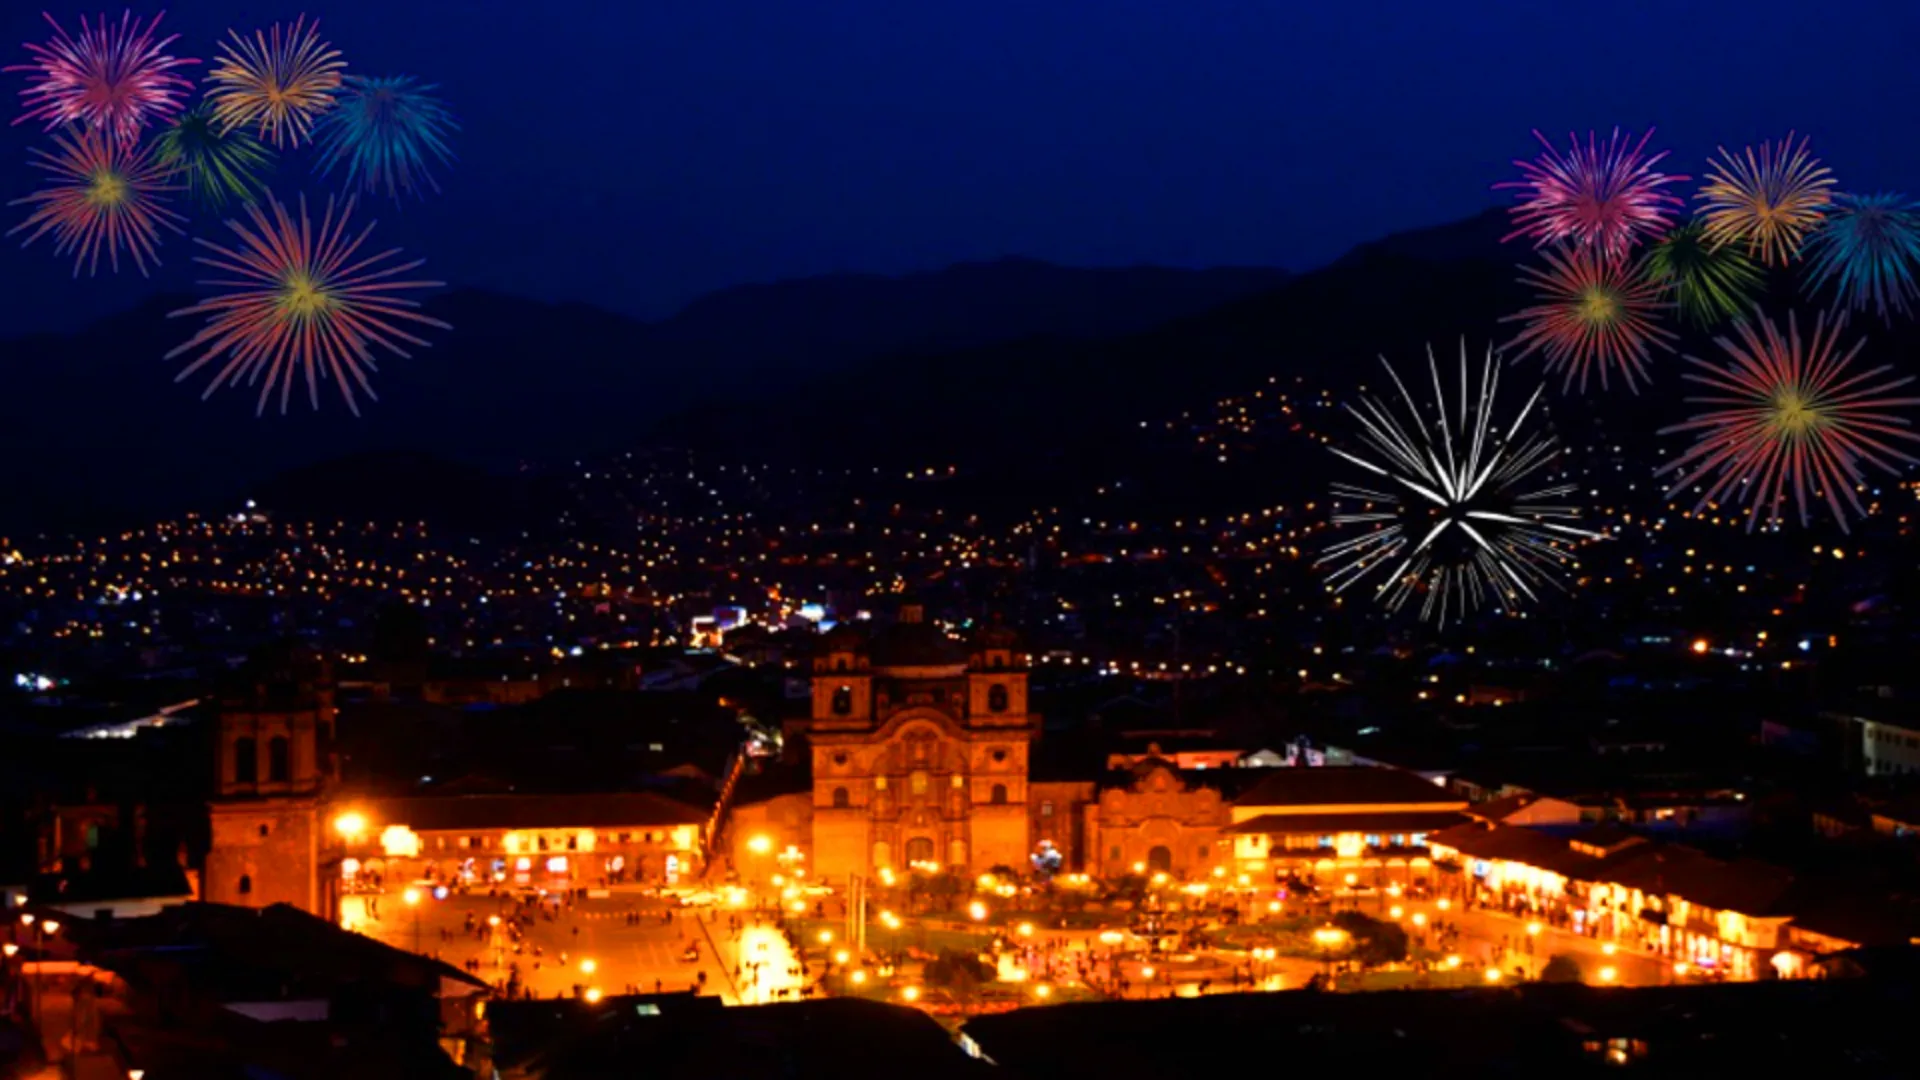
807;606;1036;881
202;641;340;917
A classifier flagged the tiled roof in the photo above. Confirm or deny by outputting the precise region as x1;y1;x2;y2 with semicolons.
1427;822;1601;876
368;791;708;832
1225;811;1468;836
1233;766;1462;809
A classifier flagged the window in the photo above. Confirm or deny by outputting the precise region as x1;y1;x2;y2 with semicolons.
831;686;853;715
988;684;1010;713
1317;835;1333;848
258;824;270;838
991;748;1008;764
267;736;290;783
233;737;257;784
991;783;1009;805
1109;845;1121;862
238;874;252;896
910;771;929;795
832;787;850;809
85;824;100;849
1041;800;1054;818
1198;846;1209;862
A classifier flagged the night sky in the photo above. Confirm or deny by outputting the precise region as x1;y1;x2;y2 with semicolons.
5;0;1919;336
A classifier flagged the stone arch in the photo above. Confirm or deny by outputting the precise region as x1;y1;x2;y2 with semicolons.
238;873;253;896
233;737;257;785
991;783;1009;805
831;786;850;809
905;836;935;865
1146;845;1173;873
266;736;291;783
988;684;1010;712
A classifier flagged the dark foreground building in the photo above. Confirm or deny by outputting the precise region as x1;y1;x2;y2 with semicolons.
960;968;1920;1078
488;994;988;1079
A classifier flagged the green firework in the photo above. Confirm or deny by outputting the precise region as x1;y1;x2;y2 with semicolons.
1644;220;1766;329
152;103;275;211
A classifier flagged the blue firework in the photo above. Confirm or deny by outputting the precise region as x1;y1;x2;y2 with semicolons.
1803;193;1920;322
312;74;457;200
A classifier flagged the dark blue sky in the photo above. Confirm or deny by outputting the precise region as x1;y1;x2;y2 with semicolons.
5;0;1919;335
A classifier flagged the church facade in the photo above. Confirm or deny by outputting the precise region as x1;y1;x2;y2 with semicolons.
202;644;344;919
798;607;1038;882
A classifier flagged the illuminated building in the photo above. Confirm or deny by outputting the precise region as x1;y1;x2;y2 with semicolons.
1224;768;1469;887
799;606;1037;880
335;794;707;888
202;642;344;918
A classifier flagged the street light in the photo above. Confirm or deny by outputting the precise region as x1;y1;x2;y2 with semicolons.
967;901;987;921
1484;967;1503;984
580;959;596;976
584;987;603;1004
333;812;367;840
39;920;57;936
403;888;423;954
1599;966;1618;983
747;835;773;855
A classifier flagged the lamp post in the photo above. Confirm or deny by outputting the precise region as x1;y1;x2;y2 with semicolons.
404;888;423;954
1312;926;1348;981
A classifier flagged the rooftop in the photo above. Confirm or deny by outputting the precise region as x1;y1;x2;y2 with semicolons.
1233;766;1462;809
366;791;709;833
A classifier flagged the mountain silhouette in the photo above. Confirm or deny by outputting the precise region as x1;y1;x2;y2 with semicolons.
0;258;1290;529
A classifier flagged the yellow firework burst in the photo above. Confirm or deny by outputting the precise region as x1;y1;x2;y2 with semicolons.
204;14;345;149
1697;133;1836;267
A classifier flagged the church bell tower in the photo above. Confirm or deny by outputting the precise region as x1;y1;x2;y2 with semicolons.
203;641;340;918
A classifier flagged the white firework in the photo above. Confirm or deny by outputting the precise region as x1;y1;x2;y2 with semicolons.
1317;341;1605;626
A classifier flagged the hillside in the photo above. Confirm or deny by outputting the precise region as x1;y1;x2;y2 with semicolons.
0;259;1289;529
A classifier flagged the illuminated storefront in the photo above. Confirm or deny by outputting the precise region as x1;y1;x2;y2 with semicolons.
330;793;707;888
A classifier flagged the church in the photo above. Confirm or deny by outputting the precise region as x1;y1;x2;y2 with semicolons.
799;604;1037;881
727;607;1468;891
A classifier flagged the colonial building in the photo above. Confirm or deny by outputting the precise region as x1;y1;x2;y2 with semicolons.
798;608;1037;881
202;643;343;919
333;792;708;890
1224;766;1470;887
731;612;1484;890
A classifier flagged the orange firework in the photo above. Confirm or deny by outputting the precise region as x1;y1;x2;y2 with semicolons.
204;14;345;149
166;193;449;416
1696;133;1836;267
8;124;183;276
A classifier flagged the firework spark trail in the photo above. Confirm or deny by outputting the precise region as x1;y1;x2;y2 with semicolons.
1696;133;1836;267
204;15;345;149
7;9;198;142
1502;243;1677;393
313;75;458;201
1318;341;1605;627
1496;127;1687;260
166;193;449;416
1658;307;1920;533
1802;193;1920;322
1644;220;1765;329
152;102;274;210
8;124;184;276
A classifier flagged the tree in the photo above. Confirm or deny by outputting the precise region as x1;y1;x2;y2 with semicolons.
1328;911;1409;969
1540;954;1584;983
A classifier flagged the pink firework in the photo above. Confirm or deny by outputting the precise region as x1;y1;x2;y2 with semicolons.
166;193;450;416
1496;128;1688;259
8;124;184;276
1501;244;1677;393
7;10;197;143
